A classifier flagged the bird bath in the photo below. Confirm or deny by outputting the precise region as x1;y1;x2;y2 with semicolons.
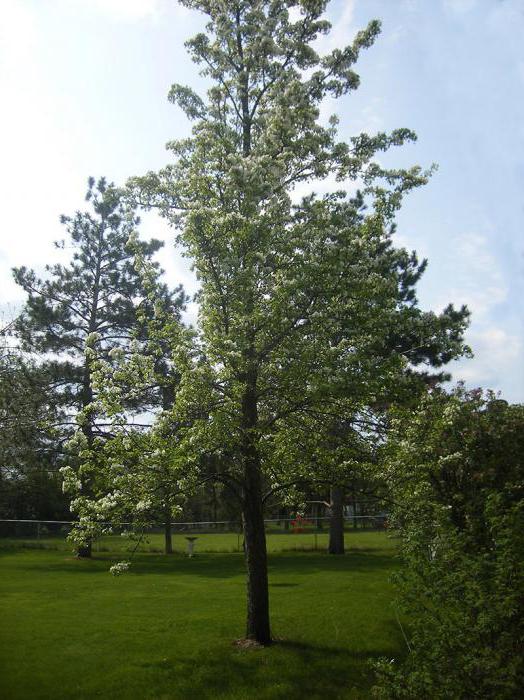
185;536;198;557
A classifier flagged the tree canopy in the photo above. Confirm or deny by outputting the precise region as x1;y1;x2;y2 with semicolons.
66;0;470;644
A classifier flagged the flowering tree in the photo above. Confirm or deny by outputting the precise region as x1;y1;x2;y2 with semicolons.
76;0;470;644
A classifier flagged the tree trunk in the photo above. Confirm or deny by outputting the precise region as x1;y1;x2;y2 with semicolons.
240;362;271;645
316;501;323;530
76;227;103;559
76;542;92;558
242;457;271;645
328;486;345;555
164;510;173;555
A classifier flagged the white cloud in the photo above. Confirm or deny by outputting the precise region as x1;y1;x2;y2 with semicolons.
452;325;523;400
465;327;521;378
0;0;84;301
396;226;522;399
0;0;197;329
434;232;523;400
0;1;37;62
387;24;407;45
475;327;521;364
436;232;508;319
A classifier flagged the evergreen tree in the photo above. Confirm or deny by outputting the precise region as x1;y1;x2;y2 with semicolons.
13;177;185;554
13;178;165;432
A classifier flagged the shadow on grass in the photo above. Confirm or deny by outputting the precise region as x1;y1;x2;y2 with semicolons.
145;551;397;579
8;550;397;587
138;637;394;699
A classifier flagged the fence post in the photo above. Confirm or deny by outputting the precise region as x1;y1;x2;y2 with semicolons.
37;522;40;540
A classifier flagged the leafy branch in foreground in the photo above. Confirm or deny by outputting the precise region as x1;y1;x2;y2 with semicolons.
373;388;524;699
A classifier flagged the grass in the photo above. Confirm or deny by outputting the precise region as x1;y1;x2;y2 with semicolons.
0;532;402;699
0;529;389;554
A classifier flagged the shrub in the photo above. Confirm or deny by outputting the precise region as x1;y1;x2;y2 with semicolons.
373;388;524;699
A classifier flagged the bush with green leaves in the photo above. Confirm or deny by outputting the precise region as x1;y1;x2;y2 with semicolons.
373;387;524;699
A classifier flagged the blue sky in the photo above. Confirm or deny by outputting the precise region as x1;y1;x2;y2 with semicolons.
0;0;522;401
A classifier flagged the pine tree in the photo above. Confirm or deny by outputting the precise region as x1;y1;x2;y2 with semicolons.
14;178;162;428
13;177;185;554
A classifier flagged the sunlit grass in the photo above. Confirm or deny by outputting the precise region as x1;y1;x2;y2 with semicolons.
0;528;391;554
0;533;401;699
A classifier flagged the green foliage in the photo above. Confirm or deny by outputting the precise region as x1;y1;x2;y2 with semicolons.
0;319;67;518
373;388;524;699
10;178;186;534
74;0;469;640
60;235;190;550
0;467;68;521
12;177;174;430
0;352;57;472
126;0;469;501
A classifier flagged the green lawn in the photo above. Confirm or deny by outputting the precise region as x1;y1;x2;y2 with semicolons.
0;529;387;554
0;533;402;699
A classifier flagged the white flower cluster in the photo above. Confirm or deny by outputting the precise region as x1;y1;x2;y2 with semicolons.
109;561;131;576
59;466;82;494
85;332;100;346
135;499;152;513
96;492;122;514
109;347;125;361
